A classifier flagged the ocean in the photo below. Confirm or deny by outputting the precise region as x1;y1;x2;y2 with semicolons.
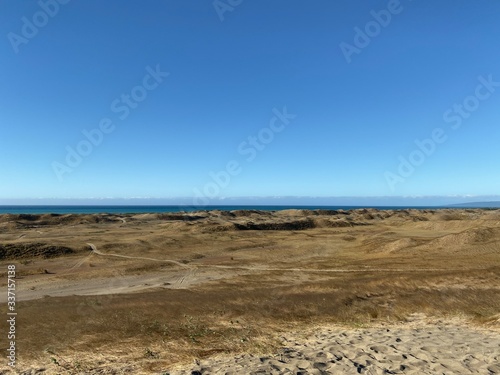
0;205;449;215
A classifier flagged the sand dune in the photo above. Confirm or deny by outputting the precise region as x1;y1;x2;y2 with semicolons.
0;208;499;373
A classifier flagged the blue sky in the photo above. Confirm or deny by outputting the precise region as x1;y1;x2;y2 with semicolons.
1;0;500;204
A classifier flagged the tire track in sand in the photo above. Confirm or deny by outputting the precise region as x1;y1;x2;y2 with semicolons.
86;243;195;288
86;243;191;269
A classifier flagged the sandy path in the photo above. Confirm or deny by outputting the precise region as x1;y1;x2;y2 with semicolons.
87;242;191;269
168;315;500;375
2;267;238;302
0;245;228;302
87;242;202;289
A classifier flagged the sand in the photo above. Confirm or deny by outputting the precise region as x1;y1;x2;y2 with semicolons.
168;315;500;375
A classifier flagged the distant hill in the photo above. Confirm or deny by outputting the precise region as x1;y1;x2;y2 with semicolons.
448;201;500;208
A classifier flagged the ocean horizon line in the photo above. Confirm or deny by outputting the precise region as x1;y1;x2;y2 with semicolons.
0;203;498;215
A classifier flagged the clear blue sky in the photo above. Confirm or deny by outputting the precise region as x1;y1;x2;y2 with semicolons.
1;0;500;203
